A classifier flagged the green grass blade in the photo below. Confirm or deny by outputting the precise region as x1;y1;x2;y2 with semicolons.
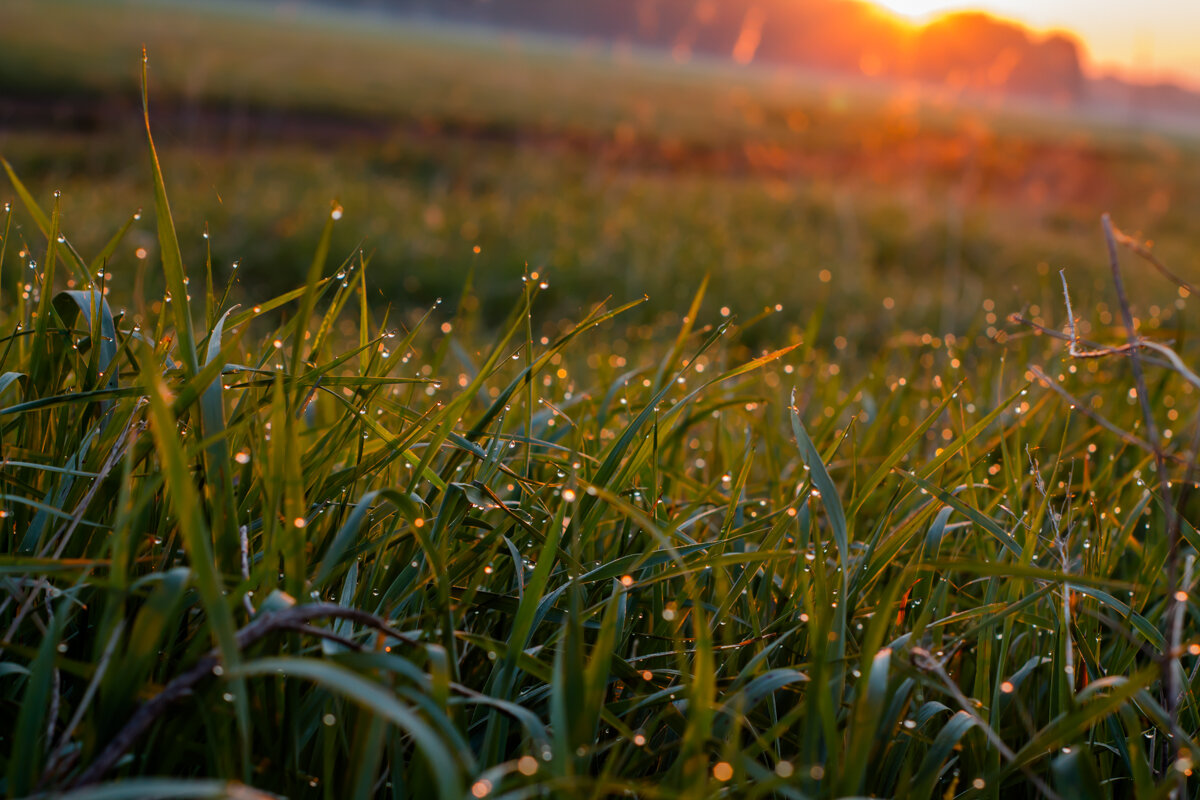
140;51;198;377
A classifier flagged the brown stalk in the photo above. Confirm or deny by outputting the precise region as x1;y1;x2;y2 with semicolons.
1110;224;1199;297
1009;312;1175;371
1101;214;1182;775
66;603;420;789
1021;216;1198;780
1024;365;1191;464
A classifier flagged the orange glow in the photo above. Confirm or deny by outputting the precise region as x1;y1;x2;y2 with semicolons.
871;0;970;21
868;0;1200;87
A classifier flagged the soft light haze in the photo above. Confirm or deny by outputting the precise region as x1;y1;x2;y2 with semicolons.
873;0;1200;86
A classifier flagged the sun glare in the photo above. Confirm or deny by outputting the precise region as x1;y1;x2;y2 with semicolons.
870;0;973;21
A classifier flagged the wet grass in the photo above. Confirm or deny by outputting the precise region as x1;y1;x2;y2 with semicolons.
2;58;1200;800
4;1;1200;364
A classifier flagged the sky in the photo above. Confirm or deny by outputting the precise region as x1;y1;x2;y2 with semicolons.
871;0;1200;86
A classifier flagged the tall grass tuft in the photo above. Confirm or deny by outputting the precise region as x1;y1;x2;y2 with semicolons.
1;61;1200;800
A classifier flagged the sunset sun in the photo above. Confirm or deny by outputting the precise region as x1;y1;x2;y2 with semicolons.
870;0;972;20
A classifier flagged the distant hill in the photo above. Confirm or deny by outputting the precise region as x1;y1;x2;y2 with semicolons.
262;0;1197;119
301;0;1086;103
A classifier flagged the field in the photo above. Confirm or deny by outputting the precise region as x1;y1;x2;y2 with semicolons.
3;1;1200;798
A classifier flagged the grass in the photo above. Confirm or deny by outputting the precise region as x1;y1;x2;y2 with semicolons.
1;53;1200;800
4;0;1200;346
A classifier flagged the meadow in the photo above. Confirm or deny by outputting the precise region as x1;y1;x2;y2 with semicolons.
3;0;1200;336
2;2;1200;798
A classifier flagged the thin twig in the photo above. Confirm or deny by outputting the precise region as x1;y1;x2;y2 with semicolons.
1101;216;1167;473
68;603;420;788
44;414;141;560
1102;214;1181;767
41;620;127;786
240;523;254;616
0;579;49;660
1047;271;1200;390
285;623;365;651
1025;366;1182;462
1009;311;1175;370
1060;269;1154;359
1111;225;1199;296
0;417;139;661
